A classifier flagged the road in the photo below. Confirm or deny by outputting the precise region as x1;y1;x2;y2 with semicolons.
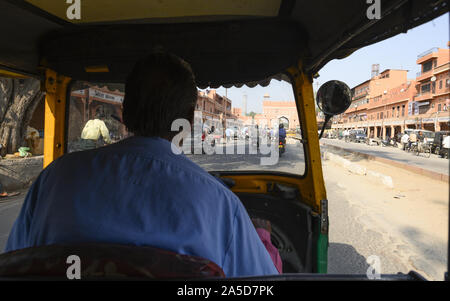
183;138;306;174
321;138;449;175
0;139;447;280
0;192;25;250
323;154;448;280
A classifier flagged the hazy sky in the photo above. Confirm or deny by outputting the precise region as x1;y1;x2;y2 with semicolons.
205;13;449;114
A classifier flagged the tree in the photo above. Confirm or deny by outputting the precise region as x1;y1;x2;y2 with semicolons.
246;111;257;119
0;78;44;156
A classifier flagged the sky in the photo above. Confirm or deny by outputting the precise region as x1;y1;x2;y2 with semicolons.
204;13;449;114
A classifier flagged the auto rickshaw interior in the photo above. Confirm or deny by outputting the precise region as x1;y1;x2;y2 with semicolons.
0;0;448;280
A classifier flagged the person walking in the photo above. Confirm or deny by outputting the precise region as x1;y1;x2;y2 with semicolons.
401;132;409;151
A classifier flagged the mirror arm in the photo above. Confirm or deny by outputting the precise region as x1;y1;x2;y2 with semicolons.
318;114;332;139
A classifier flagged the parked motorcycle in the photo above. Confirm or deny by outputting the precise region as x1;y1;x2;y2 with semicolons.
381;137;398;147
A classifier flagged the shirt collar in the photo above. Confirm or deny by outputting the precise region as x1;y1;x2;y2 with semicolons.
119;135;183;156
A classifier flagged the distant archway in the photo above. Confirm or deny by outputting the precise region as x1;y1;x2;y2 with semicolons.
279;116;289;129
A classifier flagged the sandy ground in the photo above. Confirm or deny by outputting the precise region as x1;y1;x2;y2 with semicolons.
323;151;449;280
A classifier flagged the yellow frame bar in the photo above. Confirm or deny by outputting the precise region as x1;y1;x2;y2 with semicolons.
0;68;28;78
286;63;327;211
224;63;327;213
43;69;71;168
40;64;325;212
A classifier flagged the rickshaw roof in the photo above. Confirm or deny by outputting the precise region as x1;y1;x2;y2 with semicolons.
0;0;447;88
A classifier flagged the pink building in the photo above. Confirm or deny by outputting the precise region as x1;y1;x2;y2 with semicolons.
195;90;237;129
332;45;450;137
235;98;300;130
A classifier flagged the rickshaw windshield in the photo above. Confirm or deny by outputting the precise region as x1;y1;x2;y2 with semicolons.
67;80;306;175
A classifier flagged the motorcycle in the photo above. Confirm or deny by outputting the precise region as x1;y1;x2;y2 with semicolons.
279;138;286;156
381;137;398;147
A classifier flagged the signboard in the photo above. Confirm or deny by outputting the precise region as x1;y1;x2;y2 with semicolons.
89;88;124;104
408;102;419;115
72;89;85;96
422;118;434;123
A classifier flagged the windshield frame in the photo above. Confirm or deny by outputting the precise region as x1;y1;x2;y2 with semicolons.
64;75;309;179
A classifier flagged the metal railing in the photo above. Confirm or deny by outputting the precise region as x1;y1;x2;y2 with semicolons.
417;47;439;59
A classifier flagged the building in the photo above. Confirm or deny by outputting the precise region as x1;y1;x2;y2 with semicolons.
261;100;300;129
331;45;450;137
413;47;450;131
195;90;238;129
235;96;300;130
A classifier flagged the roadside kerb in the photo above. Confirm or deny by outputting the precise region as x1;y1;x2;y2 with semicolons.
322;151;394;188
320;143;449;183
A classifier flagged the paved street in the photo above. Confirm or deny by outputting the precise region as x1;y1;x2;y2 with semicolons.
183;138;306;174
0;192;25;251
0;139;447;280
321;138;449;175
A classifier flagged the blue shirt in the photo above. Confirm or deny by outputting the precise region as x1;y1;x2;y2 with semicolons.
5;136;278;277
279;128;286;139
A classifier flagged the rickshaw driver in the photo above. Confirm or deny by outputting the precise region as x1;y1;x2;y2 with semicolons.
5;51;280;277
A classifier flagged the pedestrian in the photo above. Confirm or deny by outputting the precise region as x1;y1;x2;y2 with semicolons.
417;131;425;143
80;108;112;150
401;132;409;151
225;128;232;142
442;135;450;158
409;131;417;149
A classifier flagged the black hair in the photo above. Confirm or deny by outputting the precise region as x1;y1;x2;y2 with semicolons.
95;106;105;119
122;51;197;139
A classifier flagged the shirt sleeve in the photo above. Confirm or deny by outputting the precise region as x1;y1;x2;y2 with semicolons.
80;120;92;139
99;120;112;144
221;199;279;277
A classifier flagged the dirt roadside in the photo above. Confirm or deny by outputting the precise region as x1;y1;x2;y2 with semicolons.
322;150;449;280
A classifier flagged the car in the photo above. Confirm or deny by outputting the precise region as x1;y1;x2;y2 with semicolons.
345;129;366;143
348;130;367;143
404;129;435;144
431;131;450;155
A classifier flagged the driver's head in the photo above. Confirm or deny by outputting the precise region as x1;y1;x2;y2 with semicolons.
279;124;284;129
123;50;197;140
95;106;106;120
